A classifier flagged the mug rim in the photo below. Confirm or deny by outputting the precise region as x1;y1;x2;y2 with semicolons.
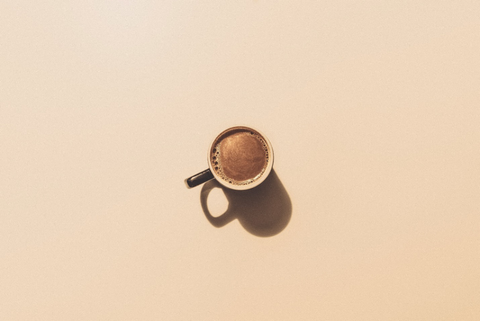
206;125;274;191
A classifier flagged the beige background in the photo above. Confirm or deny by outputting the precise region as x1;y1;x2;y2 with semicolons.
1;1;479;320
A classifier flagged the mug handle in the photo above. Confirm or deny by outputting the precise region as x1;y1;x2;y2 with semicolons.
184;169;215;188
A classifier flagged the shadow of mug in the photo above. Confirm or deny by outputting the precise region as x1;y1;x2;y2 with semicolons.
200;170;292;237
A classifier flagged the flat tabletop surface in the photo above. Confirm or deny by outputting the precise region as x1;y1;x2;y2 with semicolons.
1;1;479;320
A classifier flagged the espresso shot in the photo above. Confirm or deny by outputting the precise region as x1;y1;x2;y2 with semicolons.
210;128;270;186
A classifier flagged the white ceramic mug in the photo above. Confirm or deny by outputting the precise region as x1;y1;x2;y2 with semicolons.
185;126;274;190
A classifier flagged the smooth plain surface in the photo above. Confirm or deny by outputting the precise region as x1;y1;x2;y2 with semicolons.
1;1;479;320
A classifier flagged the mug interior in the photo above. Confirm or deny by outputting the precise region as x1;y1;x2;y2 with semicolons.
207;126;274;190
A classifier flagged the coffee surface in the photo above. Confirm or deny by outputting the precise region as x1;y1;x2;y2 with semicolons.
211;129;269;185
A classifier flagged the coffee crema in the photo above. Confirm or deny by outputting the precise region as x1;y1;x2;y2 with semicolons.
210;127;270;186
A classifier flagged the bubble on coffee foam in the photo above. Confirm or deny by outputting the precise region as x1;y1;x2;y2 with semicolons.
211;130;269;186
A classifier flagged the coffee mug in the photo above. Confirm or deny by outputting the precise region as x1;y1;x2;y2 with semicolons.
185;126;274;190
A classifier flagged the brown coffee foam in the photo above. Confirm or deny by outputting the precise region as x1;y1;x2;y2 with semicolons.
211;128;269;185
